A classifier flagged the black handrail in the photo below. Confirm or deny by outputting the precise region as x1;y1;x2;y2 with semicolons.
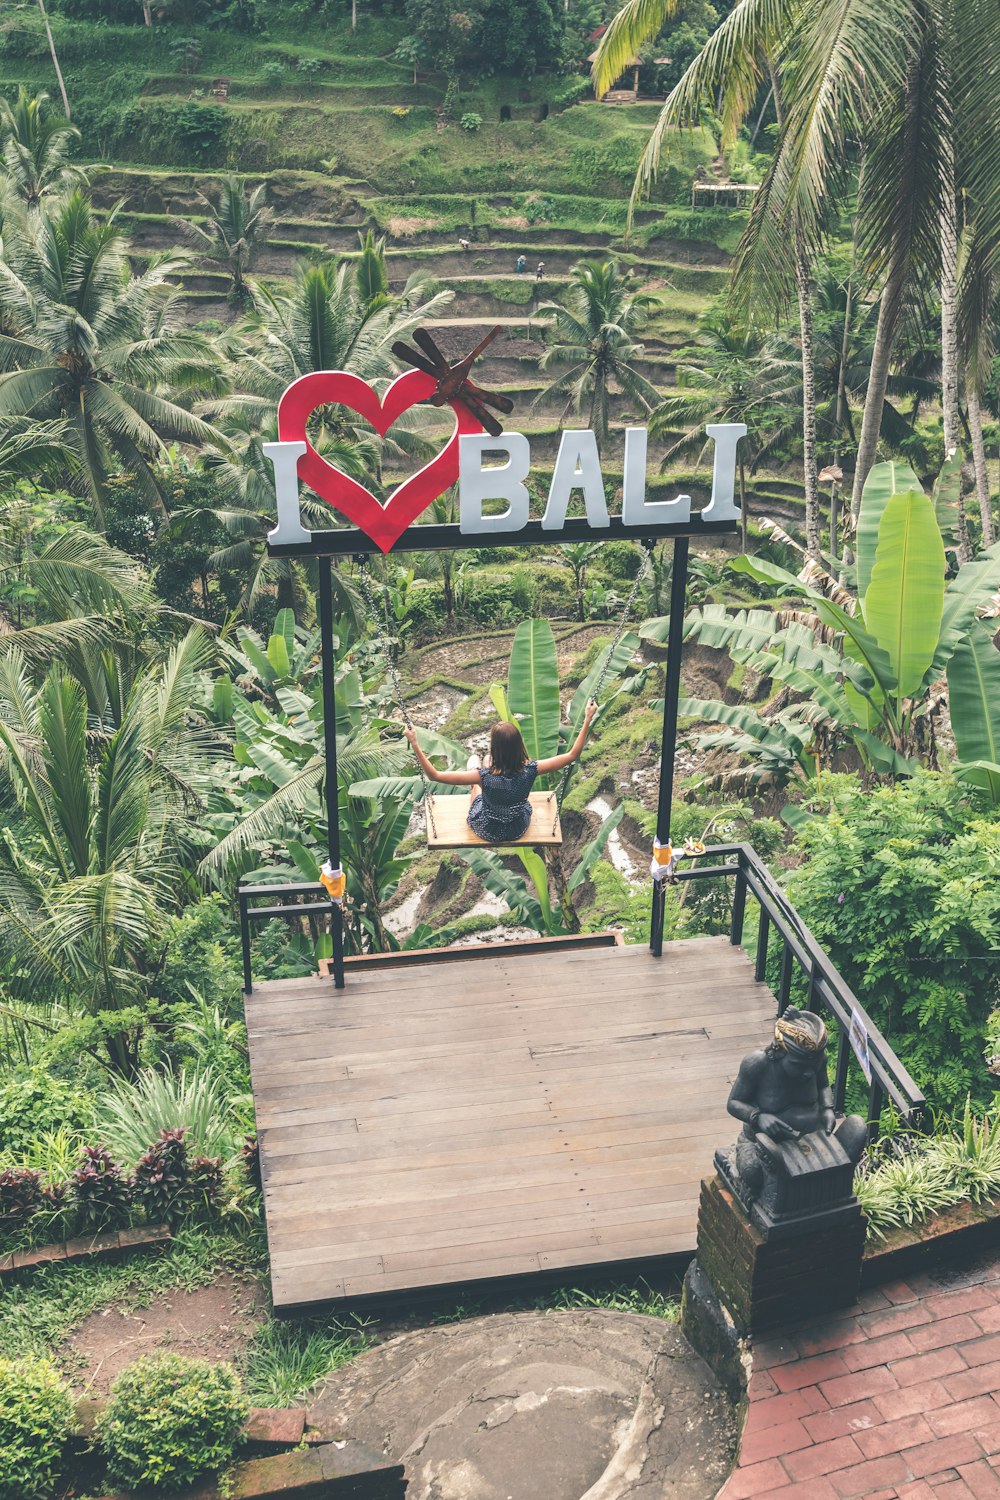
238;881;345;995
673;843;926;1140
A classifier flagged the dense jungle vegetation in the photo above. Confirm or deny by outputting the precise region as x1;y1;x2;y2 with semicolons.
3;1;1000;1491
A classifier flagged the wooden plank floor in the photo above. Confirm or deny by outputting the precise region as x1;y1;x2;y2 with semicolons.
244;936;777;1310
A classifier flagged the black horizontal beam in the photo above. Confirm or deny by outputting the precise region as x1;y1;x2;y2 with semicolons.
238;881;324;899
244;900;334;921
266;514;739;558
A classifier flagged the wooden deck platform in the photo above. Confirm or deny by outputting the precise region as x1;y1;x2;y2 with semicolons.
244;935;777;1310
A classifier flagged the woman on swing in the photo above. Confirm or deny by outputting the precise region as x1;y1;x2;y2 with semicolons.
405;700;598;843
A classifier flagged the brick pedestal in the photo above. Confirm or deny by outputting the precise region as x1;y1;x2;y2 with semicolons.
696;1174;867;1335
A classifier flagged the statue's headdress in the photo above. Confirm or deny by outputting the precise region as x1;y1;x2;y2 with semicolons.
774;1008;827;1057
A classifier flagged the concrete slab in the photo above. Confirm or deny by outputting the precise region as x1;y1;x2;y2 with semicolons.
308;1309;736;1500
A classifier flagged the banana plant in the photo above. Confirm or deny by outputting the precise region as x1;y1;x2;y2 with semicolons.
201;607;410;958
683;460;1000;772
677;697;822;788
489;617;649;791
462;804;626;937
947;621;1000;805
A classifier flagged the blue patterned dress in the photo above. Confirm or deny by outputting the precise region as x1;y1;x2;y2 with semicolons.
468;761;539;842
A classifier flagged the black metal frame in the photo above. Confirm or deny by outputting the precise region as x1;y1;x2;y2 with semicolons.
673;842;927;1138
237;881;342;996
650;536;688;956
238;529;697;992
266;515;738;558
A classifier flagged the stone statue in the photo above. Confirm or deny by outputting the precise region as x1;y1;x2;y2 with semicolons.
715;1008;868;1239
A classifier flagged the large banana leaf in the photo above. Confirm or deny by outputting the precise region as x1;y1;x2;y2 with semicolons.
506;619;561;765
686;604;782;654
954;760;1000;804
728;554;811;595
678;696;775;743
568;803;625;893
856;459;921;603
929;542;1000;681
946;623;1000;795
864;489;945;699
568;630;640;728
460;847;545;931
932;451;963;547
488;683;512;722
516;847;554;930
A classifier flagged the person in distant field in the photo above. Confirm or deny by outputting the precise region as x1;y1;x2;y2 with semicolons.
458;237;471;251
535;260;545;281
405;704;597;843
516;254;526;273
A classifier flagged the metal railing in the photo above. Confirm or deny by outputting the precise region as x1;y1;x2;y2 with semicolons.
674;843;926;1140
237;881;344;995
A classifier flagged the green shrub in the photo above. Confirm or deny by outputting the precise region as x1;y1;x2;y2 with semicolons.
553;75;592;108
172;102;227;163
297;56;324;75
0;1073;93;1157
459;566;537;625
597;539;643;581
407;581;446;630
856;1101;1000;1238
99;1355;247;1494
260;60;285;85
0;1358;74;1500
784;772;1000;1110
460;112;483;132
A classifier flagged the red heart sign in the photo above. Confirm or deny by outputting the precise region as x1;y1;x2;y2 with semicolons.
276;369;483;552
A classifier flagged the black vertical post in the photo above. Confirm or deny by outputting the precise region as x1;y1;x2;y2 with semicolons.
754;904;770;982
318;560;345;990
650;536;689;956
239;890;252;996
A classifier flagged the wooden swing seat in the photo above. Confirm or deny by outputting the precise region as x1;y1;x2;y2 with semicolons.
427;791;563;849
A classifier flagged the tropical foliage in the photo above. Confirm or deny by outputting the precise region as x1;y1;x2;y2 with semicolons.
682;459;1000;778
0;194;223;516
536;260;661;447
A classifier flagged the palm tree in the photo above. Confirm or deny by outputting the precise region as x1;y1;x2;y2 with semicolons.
535;259;661;449
234;250;453;403
0;87;83;206
181;175;272;305
195;409;377;613
0;484;156;666
0;192;225;520
593;0;1000;537
0;629;216;1073
34;2;72;121
649;310;788;549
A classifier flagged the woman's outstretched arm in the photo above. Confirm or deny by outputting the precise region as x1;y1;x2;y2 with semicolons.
536;700;597;774
404;727;480;785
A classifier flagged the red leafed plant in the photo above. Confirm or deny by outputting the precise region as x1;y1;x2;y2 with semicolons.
72;1145;130;1229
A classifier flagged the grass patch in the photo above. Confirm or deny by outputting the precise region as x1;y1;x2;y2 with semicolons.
0;1228;265;1366
544;1279;679;1319
240;1317;374;1406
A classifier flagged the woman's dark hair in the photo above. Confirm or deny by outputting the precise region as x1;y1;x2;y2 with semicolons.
490;720;529;774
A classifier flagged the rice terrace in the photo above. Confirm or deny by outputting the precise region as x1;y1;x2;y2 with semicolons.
2;2;1000;1499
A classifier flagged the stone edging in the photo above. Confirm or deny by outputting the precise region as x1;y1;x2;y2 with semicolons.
861;1194;1000;1288
0;1224;171;1277
77;1401;404;1500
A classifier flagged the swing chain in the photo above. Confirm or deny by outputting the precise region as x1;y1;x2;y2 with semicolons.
355;559;439;839
554;541;653;817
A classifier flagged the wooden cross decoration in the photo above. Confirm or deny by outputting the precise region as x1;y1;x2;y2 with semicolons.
391;325;514;437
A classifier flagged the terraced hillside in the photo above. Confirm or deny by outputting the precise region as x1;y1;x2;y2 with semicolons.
2;5;805;523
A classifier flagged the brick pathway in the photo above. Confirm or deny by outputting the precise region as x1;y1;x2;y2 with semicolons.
718;1249;1000;1499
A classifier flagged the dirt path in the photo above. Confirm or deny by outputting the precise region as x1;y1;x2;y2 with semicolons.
61;1273;266;1395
